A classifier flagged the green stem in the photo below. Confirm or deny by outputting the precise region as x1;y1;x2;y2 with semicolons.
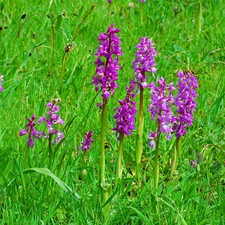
170;138;179;180
140;2;144;25
100;100;107;186
198;0;202;34
136;86;144;178
99;99;110;218
177;137;182;157
154;120;161;189
49;20;55;76
116;132;124;188
23;143;29;169
62;52;68;77
48;134;52;169
72;4;96;42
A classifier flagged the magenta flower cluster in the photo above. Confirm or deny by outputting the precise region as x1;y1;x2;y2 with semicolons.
148;70;198;148
38;102;65;144
79;130;94;151
20;114;41;148
0;75;4;92
148;78;175;148
113;82;137;139
20;102;64;148
173;71;199;138
92;24;123;101
133;37;157;89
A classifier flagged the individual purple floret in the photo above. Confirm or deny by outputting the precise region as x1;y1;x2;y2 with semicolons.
108;0;112;2
190;160;195;168
173;70;198;138
20;114;41;148
148;78;176;148
0;75;4;92
80;130;94;151
38;102;64;144
92;24;123;101
138;0;146;2
133;37;157;89
113;82;137;140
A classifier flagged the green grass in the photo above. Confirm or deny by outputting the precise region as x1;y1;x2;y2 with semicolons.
1;0;225;224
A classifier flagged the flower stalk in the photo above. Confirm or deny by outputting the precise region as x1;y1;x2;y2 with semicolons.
100;100;107;187
170;137;181;180
170;70;198;179
92;24;123;217
132;37;157;179
154;118;161;188
113;83;136;186
116;132;124;184
148;78;175;188
136;85;144;178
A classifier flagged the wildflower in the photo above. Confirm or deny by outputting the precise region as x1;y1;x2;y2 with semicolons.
132;37;157;89
20;114;41;148
38;102;64;144
173;71;198;138
92;24;123;101
108;0;112;2
148;78;175;148
138;0;146;2
148;131;157;149
113;82;137;140
190;160;195;168
79;130;94;151
0;75;4;92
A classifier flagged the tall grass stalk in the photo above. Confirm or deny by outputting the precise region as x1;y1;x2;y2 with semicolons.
198;0;203;34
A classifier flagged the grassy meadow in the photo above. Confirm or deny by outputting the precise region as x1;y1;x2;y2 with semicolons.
0;0;225;224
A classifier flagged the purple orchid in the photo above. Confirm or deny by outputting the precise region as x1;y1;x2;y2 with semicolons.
113;82;137;140
79;130;94;151
38;102;64;144
92;24;123;101
173;70;199;138
190;160;195;168
20;114;41;148
148;78;176;148
0;75;4;92
133;37;157;89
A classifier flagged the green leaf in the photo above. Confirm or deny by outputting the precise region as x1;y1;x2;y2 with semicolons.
0;147;12;159
23;168;80;200
128;206;152;225
154;195;188;225
55;15;62;30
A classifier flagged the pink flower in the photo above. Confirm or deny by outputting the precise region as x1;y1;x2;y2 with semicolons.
92;24;123;101
133;37;157;89
113;82;137;140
